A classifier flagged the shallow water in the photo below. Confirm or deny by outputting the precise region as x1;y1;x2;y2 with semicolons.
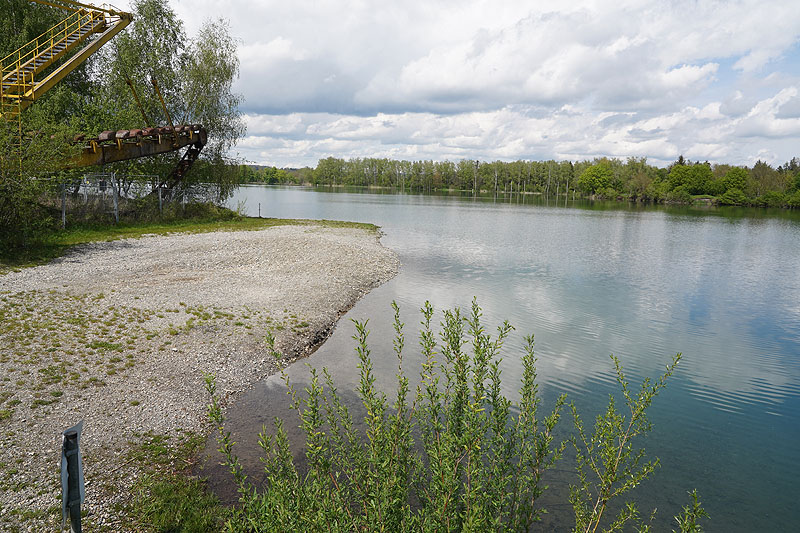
207;186;800;530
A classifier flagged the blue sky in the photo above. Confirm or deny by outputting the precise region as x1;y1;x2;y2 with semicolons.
160;0;800;168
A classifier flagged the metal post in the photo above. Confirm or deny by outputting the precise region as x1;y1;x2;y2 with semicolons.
110;173;119;223
258;202;261;218
61;421;84;533
158;186;162;214
61;183;67;229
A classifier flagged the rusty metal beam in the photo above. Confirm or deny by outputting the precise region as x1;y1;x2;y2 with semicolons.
65;127;207;169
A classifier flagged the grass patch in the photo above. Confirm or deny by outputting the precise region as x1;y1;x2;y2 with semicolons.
86;340;122;352
126;431;228;532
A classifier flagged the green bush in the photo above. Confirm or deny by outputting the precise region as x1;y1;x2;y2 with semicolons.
753;191;787;208
665;186;692;204
598;187;618;200
206;301;708;532
718;188;748;206
787;190;800;209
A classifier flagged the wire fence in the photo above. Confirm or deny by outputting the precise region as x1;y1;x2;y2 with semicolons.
53;173;206;227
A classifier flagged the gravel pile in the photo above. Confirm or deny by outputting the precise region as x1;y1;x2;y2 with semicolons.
0;223;398;531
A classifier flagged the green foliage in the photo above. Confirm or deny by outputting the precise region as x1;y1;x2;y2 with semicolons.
706;178;725;197
95;0;244;197
0;115;81;253
753;191;786;208
578;164;613;194
128;431;228;532
206;301;706;532
665;186;692;204
787;190;800;209
0;0;61;56
718;188;748;206
668;164;711;195
302;155;800;208
673;490;710;533
133;474;224;532
791;171;800;193
598;187;618;200
570;354;680;532
721;167;748;194
180;18;245;160
748;160;784;197
238;165;298;185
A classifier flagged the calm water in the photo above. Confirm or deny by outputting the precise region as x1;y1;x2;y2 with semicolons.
210;185;800;530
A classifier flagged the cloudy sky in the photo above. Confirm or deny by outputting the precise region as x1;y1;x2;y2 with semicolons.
151;0;800;168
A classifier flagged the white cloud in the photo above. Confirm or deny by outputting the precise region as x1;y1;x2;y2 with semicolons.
238;38;309;66
237;85;800;168
115;0;800;166
776;93;800;119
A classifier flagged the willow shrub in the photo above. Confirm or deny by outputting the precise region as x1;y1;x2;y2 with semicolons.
206;300;707;532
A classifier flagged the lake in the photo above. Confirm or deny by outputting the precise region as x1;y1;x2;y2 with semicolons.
214;185;800;530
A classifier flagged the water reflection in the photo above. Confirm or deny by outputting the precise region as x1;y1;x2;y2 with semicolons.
214;186;800;530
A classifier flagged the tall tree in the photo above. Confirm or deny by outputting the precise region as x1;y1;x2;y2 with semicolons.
92;0;244;198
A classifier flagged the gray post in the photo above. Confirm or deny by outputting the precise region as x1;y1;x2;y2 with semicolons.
258;202;261;218
158;187;162;214
110;173;119;224
61;421;85;533
61;183;67;229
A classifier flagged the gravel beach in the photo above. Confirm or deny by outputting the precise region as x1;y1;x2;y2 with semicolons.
0;223;399;531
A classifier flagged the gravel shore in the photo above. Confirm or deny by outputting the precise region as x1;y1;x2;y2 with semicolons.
0;223;399;531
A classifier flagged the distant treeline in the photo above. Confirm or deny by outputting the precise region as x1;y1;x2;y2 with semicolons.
237;155;800;208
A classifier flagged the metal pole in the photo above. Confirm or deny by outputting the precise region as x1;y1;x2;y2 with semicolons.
258;202;261;218
61;183;66;229
110;173;119;223
158;186;162;214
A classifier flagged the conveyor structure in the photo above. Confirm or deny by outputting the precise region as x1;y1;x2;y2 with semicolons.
1;0;207;187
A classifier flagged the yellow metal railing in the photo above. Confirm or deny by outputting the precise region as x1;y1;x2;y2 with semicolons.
0;0;132;174
1;10;106;96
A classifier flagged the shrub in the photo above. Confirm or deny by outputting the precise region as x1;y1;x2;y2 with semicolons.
665;186;692;204
206;301;707;532
787;190;800;209
598;187;618;200
718;188;748;206
753;191;786;208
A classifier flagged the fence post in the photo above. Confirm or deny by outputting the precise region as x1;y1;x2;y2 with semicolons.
158;186;162;214
110;172;119;223
61;182;67;229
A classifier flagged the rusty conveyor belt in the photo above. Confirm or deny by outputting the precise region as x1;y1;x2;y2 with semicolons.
67;124;206;168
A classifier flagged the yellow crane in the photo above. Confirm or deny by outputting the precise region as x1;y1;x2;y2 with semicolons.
1;0;131;131
1;0;207;188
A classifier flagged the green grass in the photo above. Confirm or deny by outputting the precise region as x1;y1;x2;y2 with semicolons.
0;207;378;272
126;431;228;532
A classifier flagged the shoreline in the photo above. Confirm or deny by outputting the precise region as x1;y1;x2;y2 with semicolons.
0;222;399;530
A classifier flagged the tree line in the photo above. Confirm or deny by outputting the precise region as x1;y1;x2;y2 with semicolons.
258;155;800;208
